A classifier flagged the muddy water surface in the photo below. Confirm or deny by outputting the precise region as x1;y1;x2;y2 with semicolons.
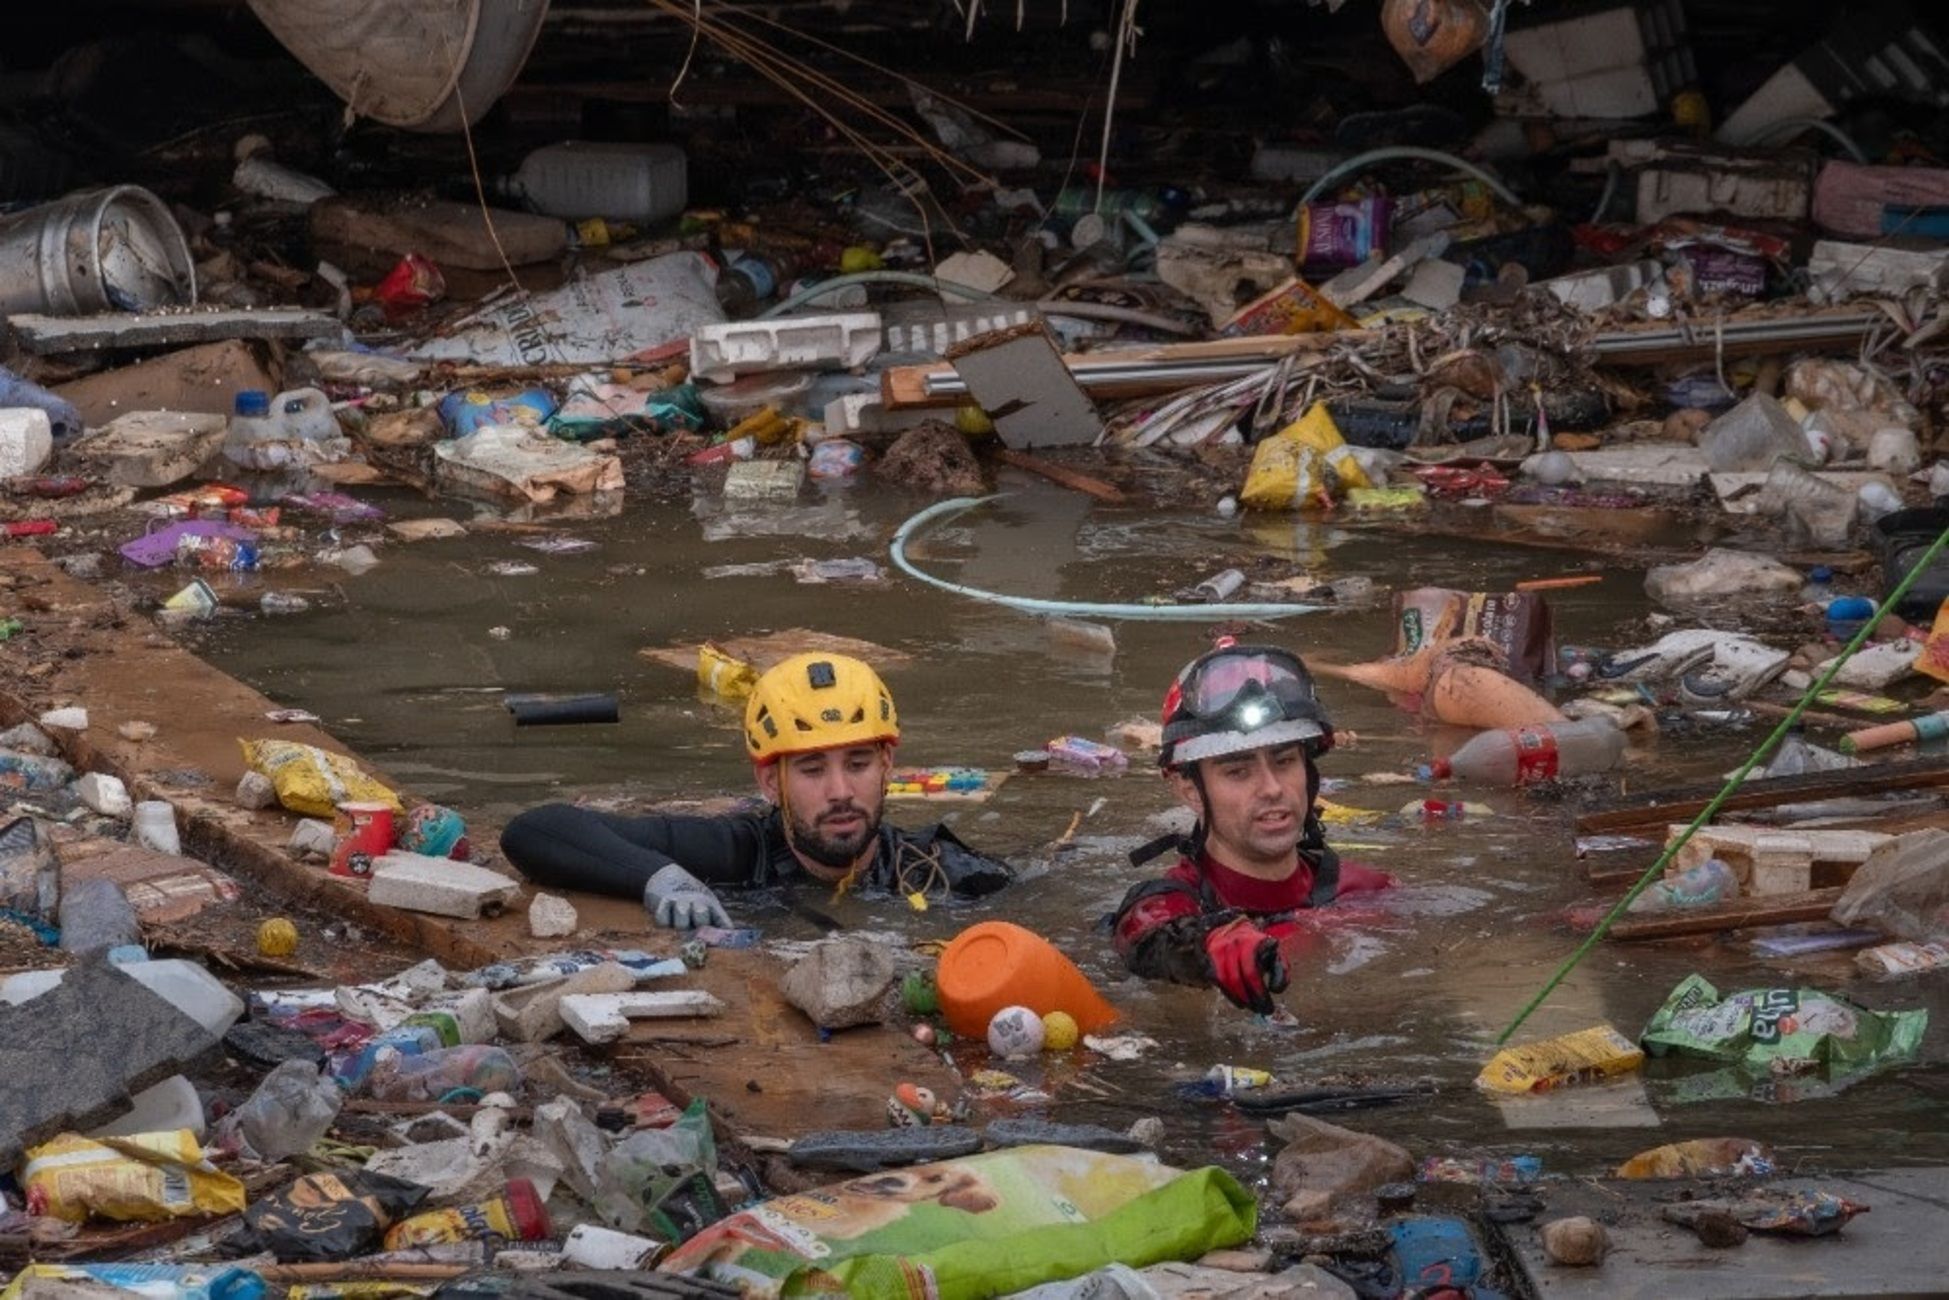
188;471;1949;1185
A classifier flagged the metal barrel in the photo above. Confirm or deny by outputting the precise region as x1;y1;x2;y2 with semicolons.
0;185;196;317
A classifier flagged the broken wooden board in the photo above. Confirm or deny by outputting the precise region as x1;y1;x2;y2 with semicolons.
10;308;339;355
1607;888;1843;942
638;629;912;676
58;841;240;924
946;323;1100;449
1493;1168;1949;1299
1575;758;1949;836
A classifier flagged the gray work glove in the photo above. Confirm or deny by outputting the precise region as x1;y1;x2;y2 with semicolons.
643;863;731;930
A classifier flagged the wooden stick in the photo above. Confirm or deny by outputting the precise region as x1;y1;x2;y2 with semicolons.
1607;888;1843;942
257;1264;475;1283
991;449;1127;503
1574;757;1949;835
1741;699;1869;732
1515;575;1603;591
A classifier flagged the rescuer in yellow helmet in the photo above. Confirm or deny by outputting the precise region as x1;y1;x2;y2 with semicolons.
501;654;1012;929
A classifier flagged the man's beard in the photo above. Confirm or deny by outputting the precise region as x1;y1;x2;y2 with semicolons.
788;803;881;868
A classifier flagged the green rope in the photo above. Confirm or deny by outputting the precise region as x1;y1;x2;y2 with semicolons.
1497;523;1949;1047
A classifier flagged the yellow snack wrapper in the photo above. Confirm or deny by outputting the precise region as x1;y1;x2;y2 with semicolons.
240;739;401;818
1475;1023;1645;1095
1241;404;1371;511
697;642;759;702
23;1130;246;1223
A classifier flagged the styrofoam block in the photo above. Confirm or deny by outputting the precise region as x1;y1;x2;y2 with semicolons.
690;312;882;382
560;990;727;1044
368;852;519;919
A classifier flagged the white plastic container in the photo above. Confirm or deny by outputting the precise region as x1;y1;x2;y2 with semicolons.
512;142;687;222
92;1075;206;1140
224;387;340;471
133;799;182;855
563;1224;662;1270
0;409;52;478
0;959;243;1035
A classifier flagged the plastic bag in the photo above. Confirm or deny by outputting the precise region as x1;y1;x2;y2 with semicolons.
1641;974;1928;1082
595;1097;724;1241
1395;588;1555;684
242;1171;429;1262
1617;1137;1774;1179
1831;829;1949;944
659;1147;1256;1300
23;1131;246;1223
1381;0;1490;83
437;388;558;440
0;814;59;920
240;739;400;818
407;256;725;368
1241;405;1368;511
1;1265;265;1300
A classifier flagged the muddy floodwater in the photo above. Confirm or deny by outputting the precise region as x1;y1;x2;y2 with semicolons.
187;470;1949;1185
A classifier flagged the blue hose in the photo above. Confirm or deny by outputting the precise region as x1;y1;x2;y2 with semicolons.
889;494;1326;621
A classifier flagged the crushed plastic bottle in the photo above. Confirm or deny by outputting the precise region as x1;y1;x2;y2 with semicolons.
1628;858;1739;913
218;1059;342;1160
366;1045;520;1103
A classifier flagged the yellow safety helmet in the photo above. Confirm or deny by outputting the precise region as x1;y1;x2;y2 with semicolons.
744;653;899;763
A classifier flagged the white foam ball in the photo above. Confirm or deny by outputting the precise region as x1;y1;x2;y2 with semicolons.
987;1005;1046;1059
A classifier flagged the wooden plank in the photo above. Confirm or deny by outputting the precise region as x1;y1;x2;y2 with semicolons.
10;308;339;354
1574;757;1949;834
1607;888;1842;942
993;448;1127;502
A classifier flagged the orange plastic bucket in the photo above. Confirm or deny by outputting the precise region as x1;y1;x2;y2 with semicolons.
936;921;1119;1038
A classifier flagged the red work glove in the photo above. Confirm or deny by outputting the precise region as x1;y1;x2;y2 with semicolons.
1203;917;1289;1015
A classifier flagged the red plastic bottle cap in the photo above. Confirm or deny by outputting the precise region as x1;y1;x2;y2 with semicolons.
501;1178;552;1242
1428;758;1453;780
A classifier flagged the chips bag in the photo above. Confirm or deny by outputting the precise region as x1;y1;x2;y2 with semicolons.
23;1130;246;1223
243;1171;429;1262
240;739;400;818
1641;974;1928;1082
1475;1024;1644;1095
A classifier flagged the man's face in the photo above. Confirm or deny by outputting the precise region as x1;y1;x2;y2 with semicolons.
756;744;891;868
1168;743;1312;873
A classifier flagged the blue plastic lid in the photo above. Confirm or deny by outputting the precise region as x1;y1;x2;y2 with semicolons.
1827;596;1877;622
1809;565;1833;583
234;389;270;417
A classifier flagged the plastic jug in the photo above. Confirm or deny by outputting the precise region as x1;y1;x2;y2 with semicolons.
224;388;340;471
0;959;243;1035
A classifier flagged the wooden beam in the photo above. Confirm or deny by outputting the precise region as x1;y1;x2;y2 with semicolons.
1607;888;1844;942
1574;758;1949;835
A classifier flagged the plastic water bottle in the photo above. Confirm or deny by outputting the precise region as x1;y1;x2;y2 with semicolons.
1800;565;1833;607
1424;718;1625;785
133;800;182;854
224;388;340;471
367;1045;520;1103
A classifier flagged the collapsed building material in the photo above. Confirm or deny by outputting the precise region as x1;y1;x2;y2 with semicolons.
10;309;339;356
945;323;1100;449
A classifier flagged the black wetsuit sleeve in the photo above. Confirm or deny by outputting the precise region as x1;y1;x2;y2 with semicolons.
499;803;770;899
